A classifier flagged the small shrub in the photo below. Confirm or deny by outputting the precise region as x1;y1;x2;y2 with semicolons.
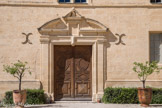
102;87;139;104
26;89;45;104
3;91;13;105
3;89;45;105
152;88;162;104
102;87;162;104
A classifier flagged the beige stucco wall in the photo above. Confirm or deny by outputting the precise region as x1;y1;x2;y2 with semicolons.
0;0;162;101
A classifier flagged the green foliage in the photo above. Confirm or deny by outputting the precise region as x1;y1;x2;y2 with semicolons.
102;87;162;104
3;89;45;105
102;87;139;104
3;91;13;105
133;61;162;88
3;60;31;76
133;61;161;81
151;88;162;104
3;60;31;91
26;89;45;104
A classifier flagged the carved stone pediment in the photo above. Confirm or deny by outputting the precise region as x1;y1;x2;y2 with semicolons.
38;8;108;36
63;8;83;20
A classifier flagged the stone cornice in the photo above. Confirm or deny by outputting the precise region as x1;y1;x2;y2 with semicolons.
1;2;162;8
97;39;107;44
40;38;50;43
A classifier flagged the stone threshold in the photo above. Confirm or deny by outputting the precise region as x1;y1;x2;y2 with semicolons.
54;101;94;103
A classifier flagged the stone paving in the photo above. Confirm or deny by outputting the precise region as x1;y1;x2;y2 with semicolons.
24;102;162;108
2;102;162;108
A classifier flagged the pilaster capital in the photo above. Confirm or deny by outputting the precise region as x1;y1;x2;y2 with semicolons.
97;39;107;44
40;38;50;43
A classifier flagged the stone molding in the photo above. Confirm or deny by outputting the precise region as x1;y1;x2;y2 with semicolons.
1;3;162;8
38;8;108;37
38;8;108;102
1;1;162;8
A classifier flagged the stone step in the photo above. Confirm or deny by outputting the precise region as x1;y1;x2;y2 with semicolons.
54;101;94;103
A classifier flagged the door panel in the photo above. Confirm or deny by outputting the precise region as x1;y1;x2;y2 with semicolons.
54;46;92;100
74;46;92;98
54;46;73;100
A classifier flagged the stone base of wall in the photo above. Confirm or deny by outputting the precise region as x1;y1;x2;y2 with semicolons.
105;81;162;88
0;80;41;100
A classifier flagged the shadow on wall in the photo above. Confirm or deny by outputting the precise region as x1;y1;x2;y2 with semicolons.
105;30;117;48
105;30;127;48
40;82;43;90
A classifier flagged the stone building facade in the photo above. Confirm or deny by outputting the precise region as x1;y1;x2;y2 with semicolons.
0;0;162;101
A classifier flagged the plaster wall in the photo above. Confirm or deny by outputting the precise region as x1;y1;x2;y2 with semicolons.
0;0;162;100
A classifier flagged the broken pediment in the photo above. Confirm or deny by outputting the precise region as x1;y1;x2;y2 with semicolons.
44;19;67;30
38;8;108;36
63;8;83;19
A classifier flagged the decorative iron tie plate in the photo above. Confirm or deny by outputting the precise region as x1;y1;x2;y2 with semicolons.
22;33;32;44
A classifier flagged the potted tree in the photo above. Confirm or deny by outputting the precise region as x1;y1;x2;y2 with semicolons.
133;61;162;107
3;60;31;108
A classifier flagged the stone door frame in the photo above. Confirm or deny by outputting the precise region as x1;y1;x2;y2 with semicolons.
38;8;108;102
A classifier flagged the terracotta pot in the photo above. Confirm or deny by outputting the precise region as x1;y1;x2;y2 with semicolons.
138;88;152;107
97;98;101;103
13;90;26;108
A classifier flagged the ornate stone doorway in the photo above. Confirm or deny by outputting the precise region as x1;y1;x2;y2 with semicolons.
54;45;92;101
38;8;108;101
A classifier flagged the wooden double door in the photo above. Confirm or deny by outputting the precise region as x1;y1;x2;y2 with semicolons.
54;46;92;101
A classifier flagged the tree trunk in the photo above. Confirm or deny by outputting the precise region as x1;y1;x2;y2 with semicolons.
143;80;145;88
19;77;22;91
142;72;145;88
